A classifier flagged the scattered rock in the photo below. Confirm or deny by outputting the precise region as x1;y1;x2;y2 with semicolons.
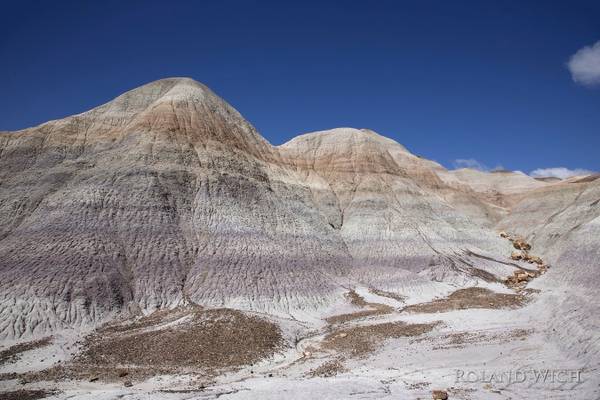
501;231;546;288
505;270;533;287
513;239;531;251
515;271;529;280
124;380;133;387
529;255;543;265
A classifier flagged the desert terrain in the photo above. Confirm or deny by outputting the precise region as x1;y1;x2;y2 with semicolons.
0;78;598;399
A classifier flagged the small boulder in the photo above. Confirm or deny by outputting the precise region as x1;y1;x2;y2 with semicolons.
432;390;449;400
124;380;133;387
510;251;522;260
500;231;509;238
514;271;529;282
513;239;531;251
530;256;543;265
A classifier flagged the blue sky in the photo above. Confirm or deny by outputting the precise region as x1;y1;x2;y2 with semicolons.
1;0;599;176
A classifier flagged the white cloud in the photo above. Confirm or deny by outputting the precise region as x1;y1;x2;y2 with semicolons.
453;158;488;171
530;167;593;179
452;159;505;172
452;160;595;179
567;40;600;86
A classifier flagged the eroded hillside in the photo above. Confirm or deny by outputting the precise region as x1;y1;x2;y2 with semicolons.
0;78;598;399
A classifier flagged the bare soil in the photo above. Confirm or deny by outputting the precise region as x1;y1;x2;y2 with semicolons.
22;308;282;383
430;328;532;350
0;372;19;381
19;364;176;384
407;382;430;390
0;389;57;400
0;337;52;366
401;287;527;314
97;307;190;334
369;288;406;302
325;309;388;325
325;291;394;325
81;308;282;369
322;321;439;357
309;359;347;377
347;290;368;307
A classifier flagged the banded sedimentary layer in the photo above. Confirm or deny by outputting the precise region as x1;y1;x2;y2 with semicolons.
0;78;598;344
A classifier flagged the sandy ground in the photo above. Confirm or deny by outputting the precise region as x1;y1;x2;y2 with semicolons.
0;236;597;400
1;276;598;400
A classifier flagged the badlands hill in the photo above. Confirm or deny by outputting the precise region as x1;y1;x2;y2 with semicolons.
0;78;516;337
0;78;598;399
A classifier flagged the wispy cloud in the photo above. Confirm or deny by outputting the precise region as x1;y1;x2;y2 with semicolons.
567;40;600;87
530;167;593;179
453;158;504;172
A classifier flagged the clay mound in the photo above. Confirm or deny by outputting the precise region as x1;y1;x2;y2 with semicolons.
279;127;509;277
0;76;598;399
0;78;351;339
0;80;515;339
0;77;595;349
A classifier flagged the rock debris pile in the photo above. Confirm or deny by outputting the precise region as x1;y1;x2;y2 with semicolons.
499;232;549;289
